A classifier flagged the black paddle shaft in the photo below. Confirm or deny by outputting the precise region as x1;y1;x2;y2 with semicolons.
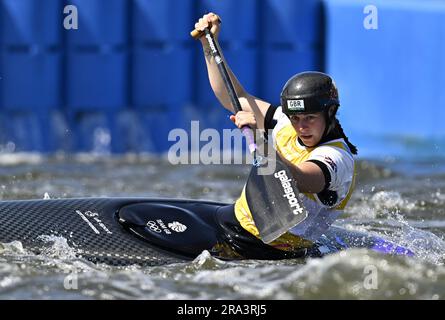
202;28;257;154
203;29;243;113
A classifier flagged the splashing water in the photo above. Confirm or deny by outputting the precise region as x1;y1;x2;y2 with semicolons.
0;155;444;299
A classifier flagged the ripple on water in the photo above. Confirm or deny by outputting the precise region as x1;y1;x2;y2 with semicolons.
0;155;444;299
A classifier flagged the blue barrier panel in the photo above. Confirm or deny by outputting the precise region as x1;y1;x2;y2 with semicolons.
72;111;114;153
196;46;258;108
261;47;321;105
0;0;61;46
1;112;45;151
179;102;234;139
118;109;177;153
112;110;147;153
176;104;211;136
66;0;127;46
66;50;128;111
48;110;73;152
132;45;192;108
0;111;64;152
325;0;445;148
0;50;61;111
113;109;182;153
132;0;193;43
143;110;176;153
201;107;235;138
73;109;178;153
198;0;257;43
262;0;323;45
172;105;248;160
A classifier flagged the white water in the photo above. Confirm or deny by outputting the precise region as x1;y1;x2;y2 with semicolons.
0;155;444;299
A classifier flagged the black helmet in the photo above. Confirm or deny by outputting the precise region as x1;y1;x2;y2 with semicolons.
280;71;339;115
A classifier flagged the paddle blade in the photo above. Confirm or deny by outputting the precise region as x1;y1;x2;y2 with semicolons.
245;155;308;244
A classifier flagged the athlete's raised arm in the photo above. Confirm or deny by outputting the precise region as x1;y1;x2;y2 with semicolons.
193;13;271;130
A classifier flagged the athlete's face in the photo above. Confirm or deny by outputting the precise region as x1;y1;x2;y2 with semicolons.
289;112;326;147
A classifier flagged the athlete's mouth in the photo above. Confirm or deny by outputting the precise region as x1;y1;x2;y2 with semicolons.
300;135;312;140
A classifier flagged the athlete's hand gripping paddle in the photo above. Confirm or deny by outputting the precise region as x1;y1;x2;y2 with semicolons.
191;25;308;243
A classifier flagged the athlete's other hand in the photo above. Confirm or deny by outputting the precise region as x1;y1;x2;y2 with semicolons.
230;111;257;129
194;12;221;42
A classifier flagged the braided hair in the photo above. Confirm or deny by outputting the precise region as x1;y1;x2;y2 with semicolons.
333;117;358;155
324;106;358;155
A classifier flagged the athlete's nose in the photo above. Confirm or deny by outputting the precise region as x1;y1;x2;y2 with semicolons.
299;119;309;131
